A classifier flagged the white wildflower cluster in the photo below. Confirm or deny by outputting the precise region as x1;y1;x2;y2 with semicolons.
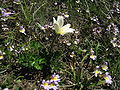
106;23;120;48
93;62;112;84
0;8;15;32
63;40;71;46
36;22;53;31
0;50;5;60
91;16;100;25
1;24;9;31
110;1;120;14
0;8;25;35
0;8;15;21
60;12;69;18
40;73;60;90
90;48;97;60
5;42;28;54
93;27;102;35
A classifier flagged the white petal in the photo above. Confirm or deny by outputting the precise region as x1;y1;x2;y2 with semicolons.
62;24;71;29
53;17;60;33
62;24;75;34
54;24;60;33
64;28;75;33
53;17;57;24
57;16;64;28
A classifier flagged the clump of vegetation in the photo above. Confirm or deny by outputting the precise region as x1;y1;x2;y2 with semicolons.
0;0;120;90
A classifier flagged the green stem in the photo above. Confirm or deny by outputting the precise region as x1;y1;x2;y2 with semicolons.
80;53;89;63
20;2;28;20
33;3;46;20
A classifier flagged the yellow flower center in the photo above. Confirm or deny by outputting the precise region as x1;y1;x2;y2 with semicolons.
50;84;54;87
95;70;99;74
99;74;102;77
56;28;65;35
19;29;24;33
52;77;57;81
102;66;107;70
90;55;95;58
104;77;109;80
0;55;3;59
43;83;48;86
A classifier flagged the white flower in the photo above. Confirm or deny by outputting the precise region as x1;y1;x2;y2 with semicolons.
3;88;9;90
101;62;108;71
76;0;80;3
103;73;112;84
64;14;69;18
90;54;97;60
101;65;108;71
53;16;75;35
19;26;26;35
41;80;50;90
0;55;4;60
93;69;102;77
